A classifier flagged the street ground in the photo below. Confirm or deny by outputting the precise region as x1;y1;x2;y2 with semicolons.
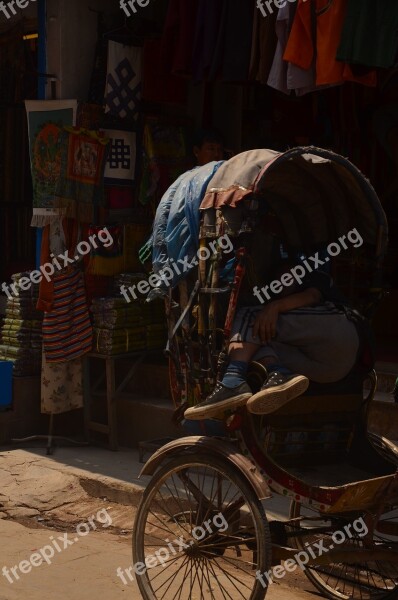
0;445;320;600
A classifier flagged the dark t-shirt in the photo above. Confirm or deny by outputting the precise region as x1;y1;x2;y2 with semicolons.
240;267;349;307
300;270;349;306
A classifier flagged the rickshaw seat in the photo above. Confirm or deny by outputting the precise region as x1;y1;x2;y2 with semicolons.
264;365;365;418
257;401;361;469
255;366;371;469
254;384;397;485
304;365;365;397
264;393;362;419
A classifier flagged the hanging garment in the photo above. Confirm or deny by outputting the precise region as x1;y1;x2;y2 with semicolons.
105;41;142;122
337;0;398;69
192;0;225;81
216;0;254;82
142;39;188;104
268;1;318;95
249;3;278;84
41;350;84;415
160;0;199;77
39;219;90;415
55;127;110;223
37;218;79;312
283;0;376;88
42;269;93;363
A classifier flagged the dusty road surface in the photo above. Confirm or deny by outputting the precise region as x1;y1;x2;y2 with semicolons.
0;518;320;600
0;447;320;600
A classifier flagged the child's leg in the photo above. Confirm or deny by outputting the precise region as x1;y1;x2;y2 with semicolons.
220;306;267;388
184;308;263;419
221;342;260;388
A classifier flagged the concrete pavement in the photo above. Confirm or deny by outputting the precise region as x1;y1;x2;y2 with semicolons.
0;445;292;520
0;444;318;600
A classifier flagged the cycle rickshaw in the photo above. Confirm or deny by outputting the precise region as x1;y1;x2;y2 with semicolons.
133;147;398;600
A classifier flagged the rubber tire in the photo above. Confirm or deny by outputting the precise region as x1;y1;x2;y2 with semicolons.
133;453;272;600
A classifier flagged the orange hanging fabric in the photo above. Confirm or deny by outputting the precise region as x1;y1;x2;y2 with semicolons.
283;0;376;88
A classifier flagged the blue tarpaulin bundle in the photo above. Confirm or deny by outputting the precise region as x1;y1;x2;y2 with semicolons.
147;160;224;295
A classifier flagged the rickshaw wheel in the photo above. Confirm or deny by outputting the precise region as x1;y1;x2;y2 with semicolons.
133;454;271;600
289;501;398;600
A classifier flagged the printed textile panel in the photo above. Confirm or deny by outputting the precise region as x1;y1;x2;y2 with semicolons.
103;129;136;185
105;41;142;122
25;100;77;225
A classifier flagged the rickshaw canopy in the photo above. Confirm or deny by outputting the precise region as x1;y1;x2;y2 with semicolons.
200;147;388;259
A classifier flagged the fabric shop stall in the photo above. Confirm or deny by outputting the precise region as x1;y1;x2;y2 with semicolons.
2;0;398;446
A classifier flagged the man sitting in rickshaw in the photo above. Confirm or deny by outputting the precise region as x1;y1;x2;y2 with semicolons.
185;263;360;420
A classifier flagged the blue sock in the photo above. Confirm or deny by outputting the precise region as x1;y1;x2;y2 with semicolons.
266;363;292;375
221;360;248;389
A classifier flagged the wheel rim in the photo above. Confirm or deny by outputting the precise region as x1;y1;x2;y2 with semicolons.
289;501;398;600
134;458;269;600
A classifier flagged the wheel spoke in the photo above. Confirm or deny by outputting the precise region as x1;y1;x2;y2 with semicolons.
211;555;252;598
152;555;189;596
146;508;184;539
207;557;236;600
